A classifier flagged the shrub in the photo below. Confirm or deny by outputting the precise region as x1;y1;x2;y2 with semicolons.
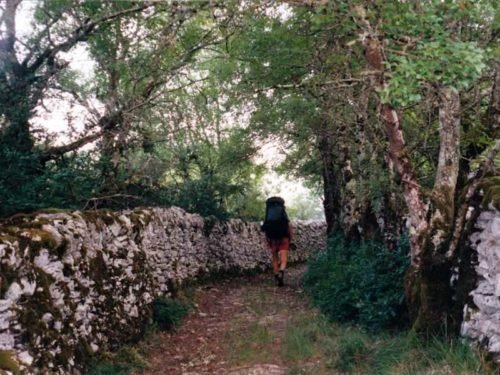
303;233;410;331
152;297;190;331
87;346;149;375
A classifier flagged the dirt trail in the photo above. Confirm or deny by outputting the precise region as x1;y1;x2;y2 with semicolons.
132;265;313;375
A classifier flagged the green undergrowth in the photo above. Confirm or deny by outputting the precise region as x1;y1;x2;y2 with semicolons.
152;297;191;331
221;267;491;375
303;232;410;331
221;278;490;375
87;346;150;375
282;313;491;375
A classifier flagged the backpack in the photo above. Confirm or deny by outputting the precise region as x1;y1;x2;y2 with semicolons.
261;196;289;240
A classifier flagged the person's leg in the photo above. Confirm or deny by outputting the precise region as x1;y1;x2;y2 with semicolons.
268;239;280;274
279;250;288;271
278;238;290;271
276;238;290;286
272;250;280;274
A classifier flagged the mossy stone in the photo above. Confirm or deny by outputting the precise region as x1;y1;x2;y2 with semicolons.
0;351;20;374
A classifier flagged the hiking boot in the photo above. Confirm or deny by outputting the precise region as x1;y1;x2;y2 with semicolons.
277;270;284;287
274;273;281;286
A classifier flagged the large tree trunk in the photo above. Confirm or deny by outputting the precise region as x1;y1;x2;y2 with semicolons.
355;7;464;335
361;32;429;264
406;86;461;334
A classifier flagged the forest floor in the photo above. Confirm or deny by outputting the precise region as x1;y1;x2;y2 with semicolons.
130;265;315;375
114;264;490;375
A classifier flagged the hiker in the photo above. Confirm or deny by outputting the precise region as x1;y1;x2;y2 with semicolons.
261;196;293;286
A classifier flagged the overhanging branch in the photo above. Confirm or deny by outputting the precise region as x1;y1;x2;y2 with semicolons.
39;131;104;162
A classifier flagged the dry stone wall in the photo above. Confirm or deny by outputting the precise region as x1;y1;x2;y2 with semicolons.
461;208;500;359
0;207;326;374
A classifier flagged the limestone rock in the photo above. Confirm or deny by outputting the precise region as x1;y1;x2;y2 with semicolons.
462;208;500;361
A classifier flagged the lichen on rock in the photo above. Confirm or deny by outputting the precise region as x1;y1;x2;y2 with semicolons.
461;208;500;360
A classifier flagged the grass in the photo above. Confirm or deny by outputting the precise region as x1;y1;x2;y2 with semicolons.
279;312;492;375
226;321;275;363
221;280;492;375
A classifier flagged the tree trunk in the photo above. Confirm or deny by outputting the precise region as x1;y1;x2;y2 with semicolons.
406;86;461;334
317;124;342;235
355;7;466;335
361;31;428;264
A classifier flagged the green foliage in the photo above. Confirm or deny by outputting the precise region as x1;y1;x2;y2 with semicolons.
0;147;99;218
88;346;149;375
152;297;190;331
382;41;486;107
303;233;410;331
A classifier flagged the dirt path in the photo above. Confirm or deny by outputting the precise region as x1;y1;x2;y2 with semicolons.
132;265;315;375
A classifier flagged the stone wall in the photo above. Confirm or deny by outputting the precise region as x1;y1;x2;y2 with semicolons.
0;207;326;374
461;208;500;359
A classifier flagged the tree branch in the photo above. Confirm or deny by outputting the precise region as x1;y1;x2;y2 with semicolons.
39;131;104;163
253;78;362;94
27;3;151;74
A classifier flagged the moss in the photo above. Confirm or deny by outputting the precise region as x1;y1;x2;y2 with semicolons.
0;212;40;226
431;186;455;229
0;351;20;374
17;267;61;339
80;210;113;230
53;337;75;370
15;267;71;370
12;228;60;261
129;210;153;228
0;234;18;244
36;208;71;214
481;176;500;209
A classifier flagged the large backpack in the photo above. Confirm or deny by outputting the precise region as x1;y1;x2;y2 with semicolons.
262;196;289;240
